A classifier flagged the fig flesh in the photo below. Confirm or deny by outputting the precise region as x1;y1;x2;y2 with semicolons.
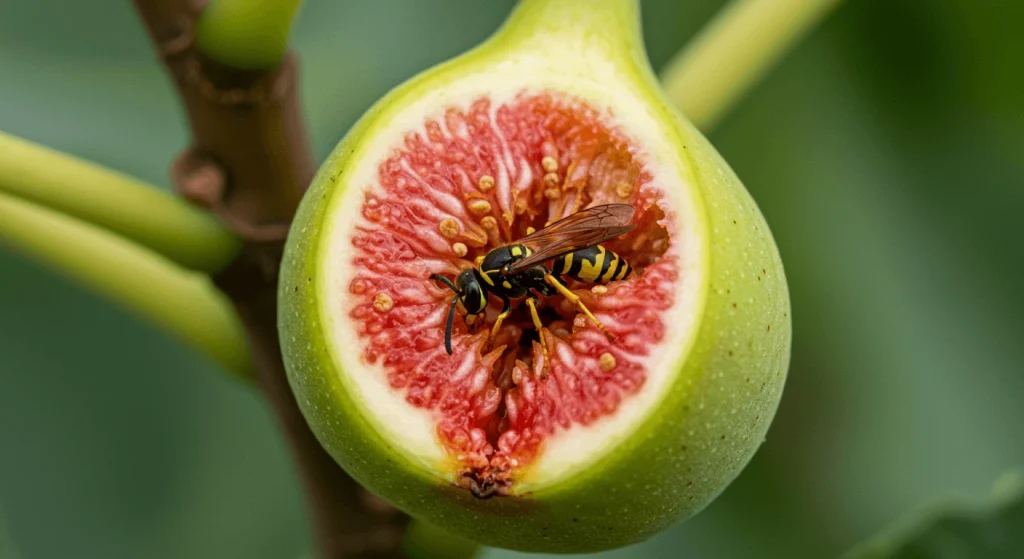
279;0;790;552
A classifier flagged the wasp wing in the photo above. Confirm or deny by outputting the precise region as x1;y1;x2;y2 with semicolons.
505;204;636;274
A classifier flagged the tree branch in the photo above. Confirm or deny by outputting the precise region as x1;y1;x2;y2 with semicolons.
661;0;844;130
133;0;312;235
0;130;240;272
130;1;410;557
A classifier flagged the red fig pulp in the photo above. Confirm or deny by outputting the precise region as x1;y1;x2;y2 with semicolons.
347;93;676;496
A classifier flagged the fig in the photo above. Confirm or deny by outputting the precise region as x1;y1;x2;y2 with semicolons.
279;0;790;552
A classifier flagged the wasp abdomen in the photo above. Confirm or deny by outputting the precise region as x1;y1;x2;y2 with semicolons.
554;245;632;285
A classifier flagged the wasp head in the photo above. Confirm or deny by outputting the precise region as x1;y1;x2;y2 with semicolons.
430;270;488;355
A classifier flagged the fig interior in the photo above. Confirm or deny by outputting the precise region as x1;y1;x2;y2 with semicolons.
347;92;675;497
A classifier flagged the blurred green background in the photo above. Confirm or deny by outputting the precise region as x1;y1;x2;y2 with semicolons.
1;1;1021;558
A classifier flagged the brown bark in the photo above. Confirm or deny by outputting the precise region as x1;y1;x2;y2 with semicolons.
130;1;410;556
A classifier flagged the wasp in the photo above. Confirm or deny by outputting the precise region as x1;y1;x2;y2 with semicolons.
430;203;636;360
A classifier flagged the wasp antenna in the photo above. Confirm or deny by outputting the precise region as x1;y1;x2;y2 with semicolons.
430;273;458;293
443;294;459;355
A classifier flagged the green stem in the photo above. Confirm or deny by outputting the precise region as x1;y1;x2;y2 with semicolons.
0;191;250;377
501;0;644;61
0;131;240;272
660;0;844;130
195;0;305;69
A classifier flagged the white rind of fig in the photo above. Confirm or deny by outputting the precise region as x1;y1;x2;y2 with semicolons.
279;0;790;552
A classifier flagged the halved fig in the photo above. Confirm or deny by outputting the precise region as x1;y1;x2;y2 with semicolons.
279;0;790;552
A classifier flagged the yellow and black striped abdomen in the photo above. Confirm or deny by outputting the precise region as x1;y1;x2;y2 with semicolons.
553;245;632;285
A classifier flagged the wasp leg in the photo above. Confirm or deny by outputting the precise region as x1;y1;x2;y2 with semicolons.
544;274;615;342
524;297;551;368
482;296;512;353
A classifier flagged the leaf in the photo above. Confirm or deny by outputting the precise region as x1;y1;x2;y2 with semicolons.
842;472;1024;559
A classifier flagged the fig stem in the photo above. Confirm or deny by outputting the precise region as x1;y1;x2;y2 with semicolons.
0;191;251;376
195;0;305;70
0;130;241;273
660;0;844;130
501;0;644;60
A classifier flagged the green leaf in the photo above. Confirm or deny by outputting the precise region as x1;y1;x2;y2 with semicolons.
843;472;1024;559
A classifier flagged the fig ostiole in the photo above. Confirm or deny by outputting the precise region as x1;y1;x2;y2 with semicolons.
279;0;790;552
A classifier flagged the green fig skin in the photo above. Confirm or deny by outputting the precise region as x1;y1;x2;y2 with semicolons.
279;0;790;552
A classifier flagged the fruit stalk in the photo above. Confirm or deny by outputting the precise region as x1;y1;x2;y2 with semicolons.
131;0;411;557
504;0;641;42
